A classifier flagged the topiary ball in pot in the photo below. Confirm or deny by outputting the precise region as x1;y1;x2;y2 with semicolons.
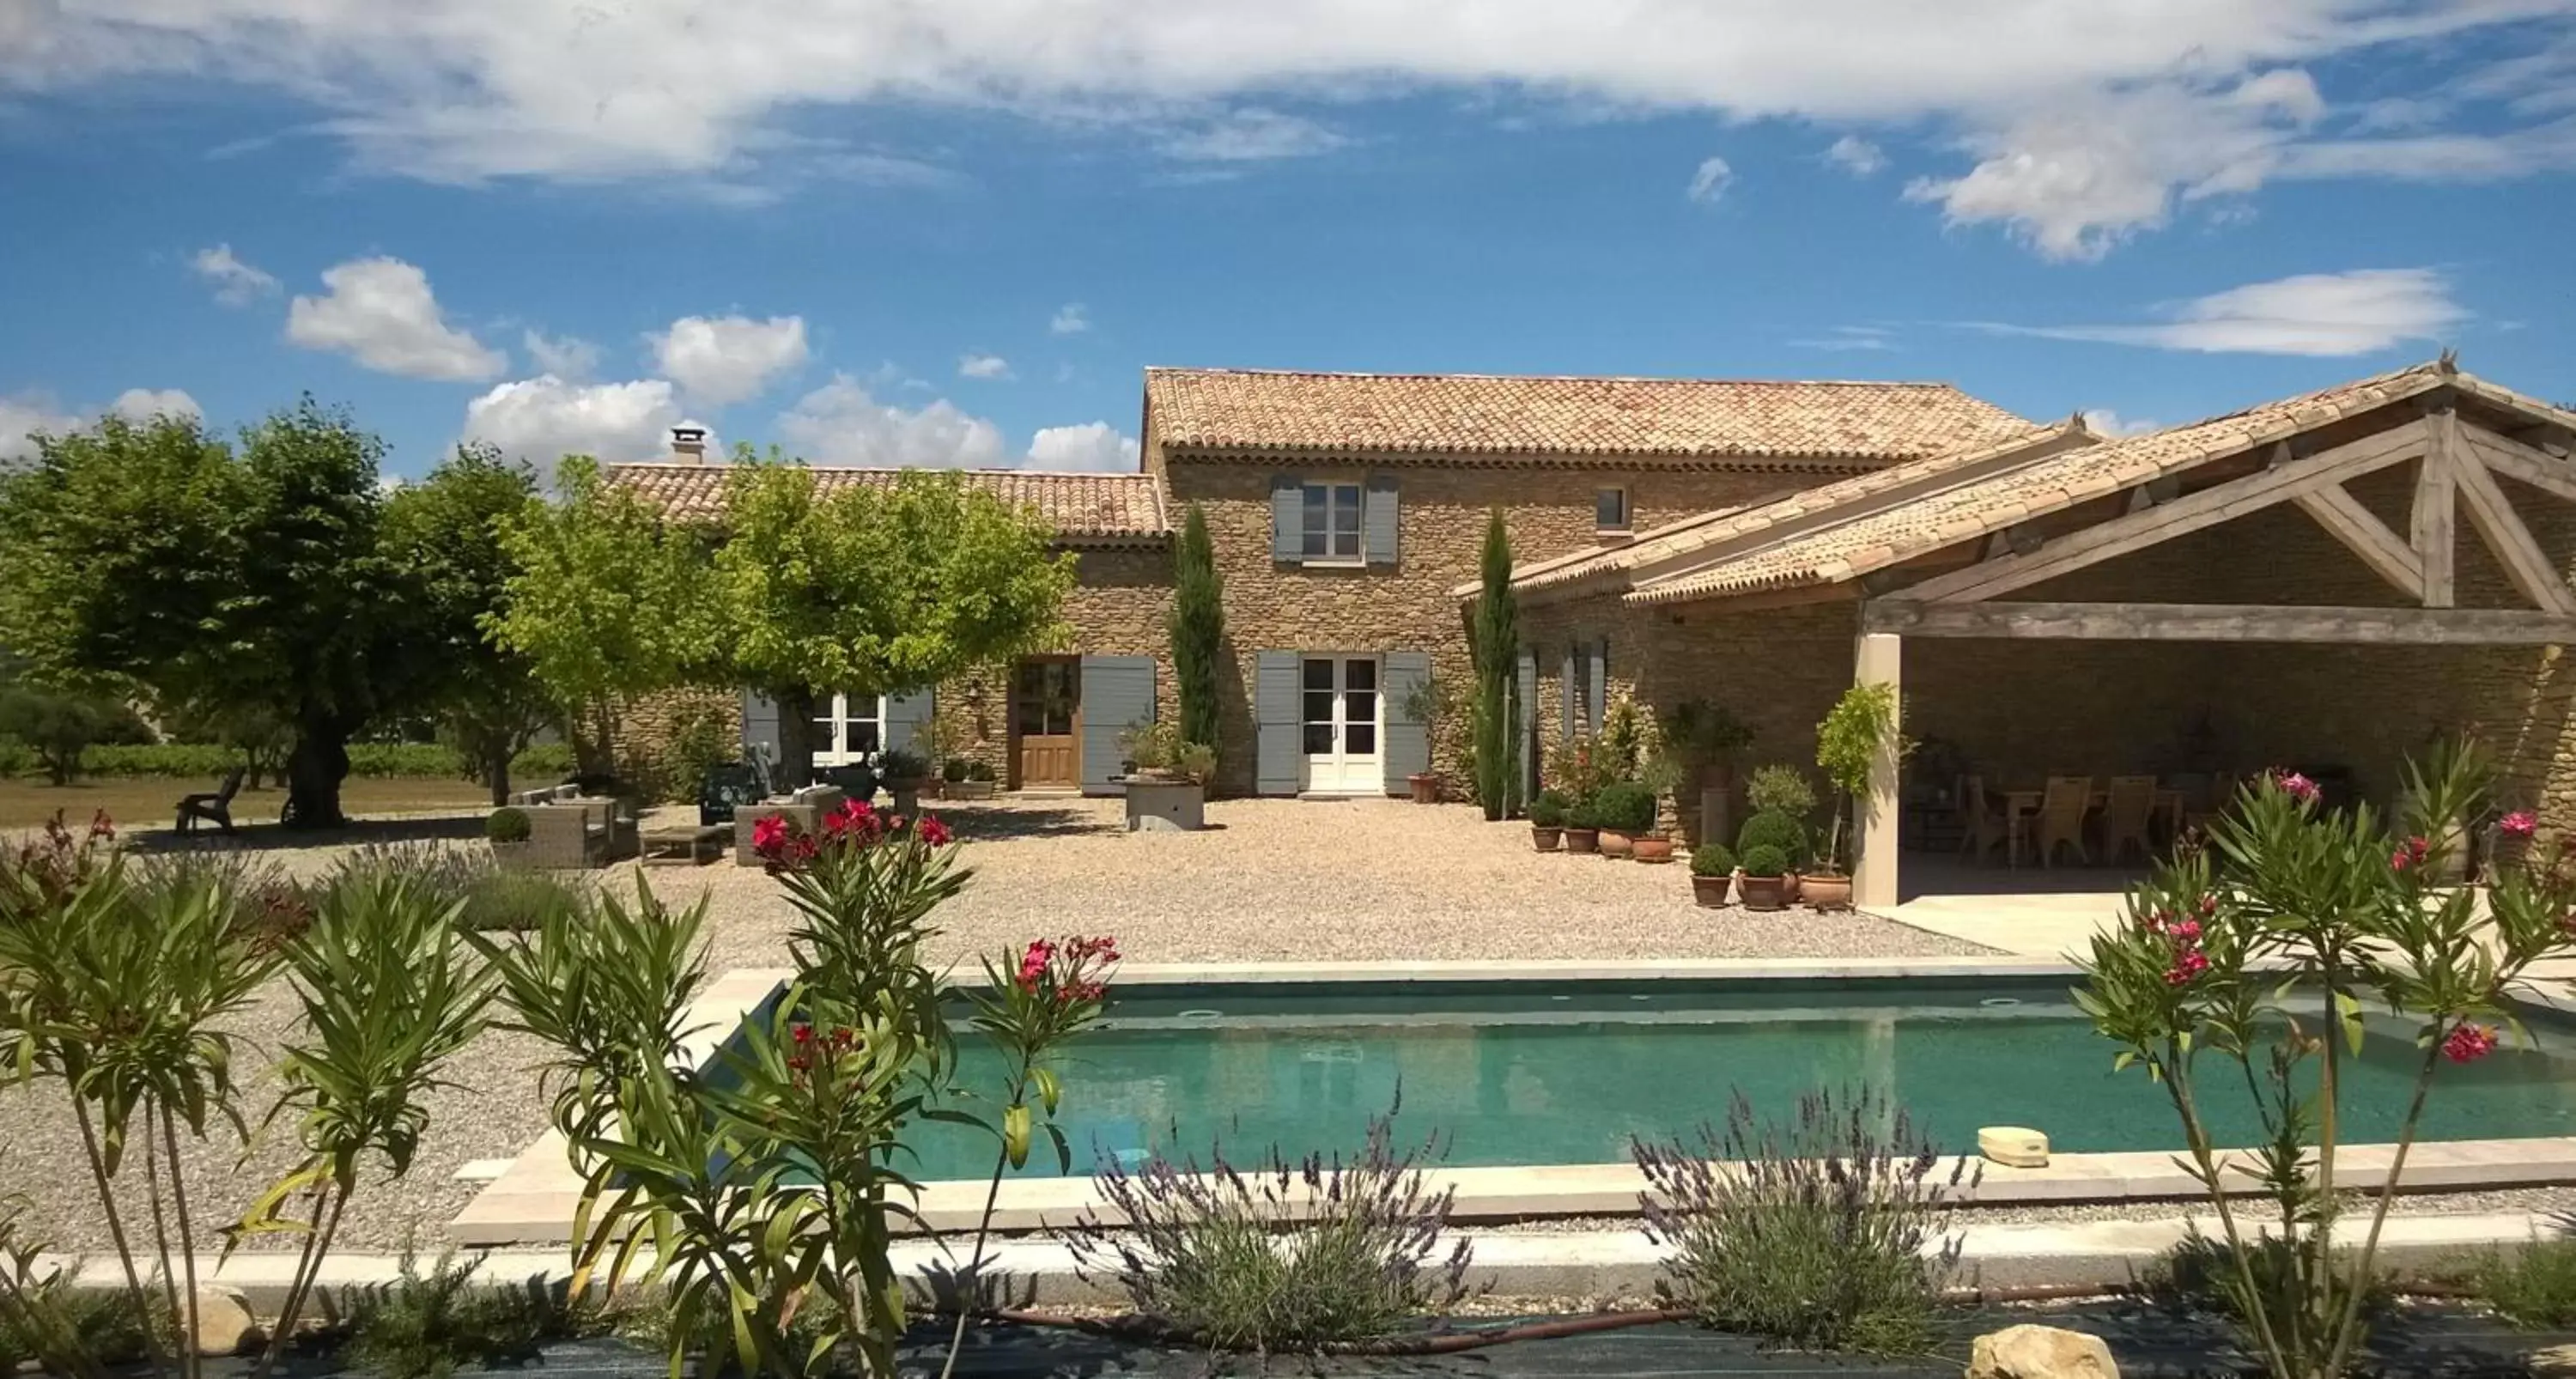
1735;842;1791;911
1691;843;1737;878
1736;809;1807;869
1738;843;1788;878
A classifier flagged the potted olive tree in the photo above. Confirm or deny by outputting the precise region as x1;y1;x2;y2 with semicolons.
1120;720;1213;831
1398;672;1457;805
1806;683;1903;913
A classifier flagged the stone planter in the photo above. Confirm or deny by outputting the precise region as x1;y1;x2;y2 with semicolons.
1691;872;1733;908
1530;824;1561;852
1598;829;1634;859
949;780;997;801
489;841;533;872
1562;827;1600;854
1799;872;1854;911
1123;777;1206;832
1739;873;1790;911
1632;835;1675;864
1407;773;1440;805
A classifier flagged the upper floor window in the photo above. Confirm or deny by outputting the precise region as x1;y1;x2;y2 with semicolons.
1302;481;1364;562
1595;486;1631;532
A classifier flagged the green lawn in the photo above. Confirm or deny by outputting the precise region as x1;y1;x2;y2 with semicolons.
0;776;495;830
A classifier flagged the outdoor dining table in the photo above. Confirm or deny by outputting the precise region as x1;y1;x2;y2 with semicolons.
1998;786;2186;868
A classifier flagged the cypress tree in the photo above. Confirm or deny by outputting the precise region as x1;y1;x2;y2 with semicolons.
1472;510;1520;819
1168;503;1225;756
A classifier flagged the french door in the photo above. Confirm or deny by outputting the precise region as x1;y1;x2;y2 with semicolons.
1301;655;1381;793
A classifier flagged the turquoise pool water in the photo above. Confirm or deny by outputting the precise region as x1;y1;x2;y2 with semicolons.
718;976;2576;1182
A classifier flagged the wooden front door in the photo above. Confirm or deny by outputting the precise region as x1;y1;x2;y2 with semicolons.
1013;658;1081;788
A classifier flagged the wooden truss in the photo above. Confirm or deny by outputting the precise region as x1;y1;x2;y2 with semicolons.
1864;405;2576;645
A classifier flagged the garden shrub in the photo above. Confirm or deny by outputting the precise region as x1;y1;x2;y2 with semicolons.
1691;844;1735;878
1743;763;1817;818
486;806;532;843
326;842;588;932
0;688;132;784
511;742;576;781
1528;789;1569;828
1060;1104;1476;1351
2466;1233;2576;1329
75;742;240;778
1564;796;1601;830
69;740;574;781
1635;1088;1973;1354
0;1204;176;1376
343;1248;597;1379
1736;810;1807;867
942;756;971;782
1591;781;1659;833
1737;844;1788;878
966;758;996;782
130;849;313;953
2139;1228;2391;1333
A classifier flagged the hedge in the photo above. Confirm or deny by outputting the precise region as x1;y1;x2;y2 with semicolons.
51;742;580;781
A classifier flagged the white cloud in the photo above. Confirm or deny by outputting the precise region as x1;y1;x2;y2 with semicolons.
108;388;200;422
1825;135;1887;175
0;395;82;462
462;375;683;471
957;353;1013;380
776;375;1009;469
522;329;601;380
190;244;277;306
286;256;507;380
2081;409;2160;436
1789;325;1897;352
1981;268;2468;357
1027;422;1142;472
1685;155;1733;204
11;3;2573;257
648;314;808;406
1160;108;1348;161
1049;303;1090;335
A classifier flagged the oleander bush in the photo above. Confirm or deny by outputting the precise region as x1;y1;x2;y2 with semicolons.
1636;1088;1974;1355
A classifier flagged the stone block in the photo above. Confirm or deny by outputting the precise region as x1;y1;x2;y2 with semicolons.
191;1285;261;1358
1967;1324;2117;1379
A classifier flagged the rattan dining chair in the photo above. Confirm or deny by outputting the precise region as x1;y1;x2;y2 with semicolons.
2102;775;2158;865
1958;774;2011;866
2035;775;2093;867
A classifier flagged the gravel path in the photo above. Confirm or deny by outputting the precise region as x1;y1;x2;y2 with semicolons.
3;797;1990;1253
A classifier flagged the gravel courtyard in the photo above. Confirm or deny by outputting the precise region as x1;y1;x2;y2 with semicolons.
0;796;1989;1254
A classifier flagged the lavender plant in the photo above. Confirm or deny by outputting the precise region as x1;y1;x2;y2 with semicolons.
1059;1102;1475;1352
1634;1087;1974;1354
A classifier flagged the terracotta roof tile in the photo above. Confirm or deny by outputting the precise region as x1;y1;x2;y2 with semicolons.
1625;361;2493;607
1146;368;2032;463
608;464;1172;544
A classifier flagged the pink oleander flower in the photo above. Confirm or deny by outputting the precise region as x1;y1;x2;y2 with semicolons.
751;814;788;854
2164;947;2209;986
2169;919;2202;943
823;799;879;841
2443;1022;2499;1064
88;811;115;840
2271;770;2320;805
2502;811;2539;840
2392;835;2430;872
917;816;952;847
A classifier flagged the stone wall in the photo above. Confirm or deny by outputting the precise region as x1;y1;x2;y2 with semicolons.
1169;458;1837;795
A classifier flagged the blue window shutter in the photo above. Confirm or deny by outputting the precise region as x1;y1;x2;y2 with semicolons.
1255;651;1302;796
741;690;781;764
1381;650;1431;793
1079;655;1156;796
1586;641;1607;734
1559;647;1577;739
1270;475;1302;562
1364;473;1400;568
1516;650;1538;800
884;690;933;756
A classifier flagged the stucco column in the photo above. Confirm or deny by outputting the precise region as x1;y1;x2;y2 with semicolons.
1853;632;1903;909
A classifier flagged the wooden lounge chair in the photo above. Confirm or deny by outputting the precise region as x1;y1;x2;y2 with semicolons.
2034;775;2093;867
175;767;246;835
2101;775;2158;865
1957;774;2011;866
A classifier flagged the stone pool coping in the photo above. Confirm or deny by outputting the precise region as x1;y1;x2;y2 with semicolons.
448;961;2576;1248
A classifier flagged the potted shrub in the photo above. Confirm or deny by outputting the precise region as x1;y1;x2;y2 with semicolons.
955;757;998;801
1528;789;1569;851
1398;672;1455;805
1594;781;1657;860
1562;797;1601;854
1690;844;1736;907
1119;720;1213;831
1736;809;1808;904
1737;844;1791;910
1805;683;1903;914
935;756;971;800
486;806;532;870
878;747;931;814
1631;752;1684;863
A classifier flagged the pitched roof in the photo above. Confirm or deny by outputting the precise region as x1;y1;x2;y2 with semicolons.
607;464;1172;544
1476;419;2081;600
1624;360;2556;608
1144;368;2033;464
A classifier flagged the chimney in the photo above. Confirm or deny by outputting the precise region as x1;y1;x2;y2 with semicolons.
669;426;708;463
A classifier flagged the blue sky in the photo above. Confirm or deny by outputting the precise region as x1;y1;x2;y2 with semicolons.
3;1;2573;480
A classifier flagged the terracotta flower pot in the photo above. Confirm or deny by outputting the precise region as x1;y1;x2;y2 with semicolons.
1632;835;1675;864
1531;824;1562;852
1408;773;1440;805
1563;827;1600;854
1799;872;1853;911
1598;829;1634;859
1738;873;1789;911
1691;872;1733;908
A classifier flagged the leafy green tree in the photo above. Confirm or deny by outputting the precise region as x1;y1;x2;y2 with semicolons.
489;456;711;776
383;445;556;803
0;687;109;785
1167;503;1224;758
1470;510;1521;820
0;404;423;828
708;459;1074;787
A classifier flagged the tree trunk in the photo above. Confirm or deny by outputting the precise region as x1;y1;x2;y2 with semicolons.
281;724;350;830
483;744;512;806
775;688;820;790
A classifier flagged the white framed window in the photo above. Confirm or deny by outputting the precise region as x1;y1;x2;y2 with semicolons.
1595;486;1631;532
813;693;889;766
1300;481;1364;562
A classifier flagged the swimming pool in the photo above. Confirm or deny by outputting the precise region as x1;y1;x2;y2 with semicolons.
710;975;2576;1182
